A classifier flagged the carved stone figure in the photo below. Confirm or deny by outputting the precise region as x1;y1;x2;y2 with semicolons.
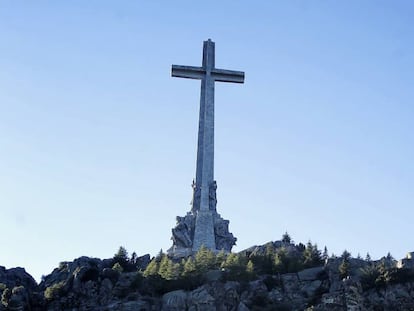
214;217;237;252
209;181;217;211
171;215;195;248
192;184;201;212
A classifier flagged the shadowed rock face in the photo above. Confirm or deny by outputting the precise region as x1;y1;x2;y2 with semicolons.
0;266;39;310
0;267;37;291
1;248;414;310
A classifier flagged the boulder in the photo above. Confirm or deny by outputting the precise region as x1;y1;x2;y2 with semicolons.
188;286;215;311
162;290;187;310
297;266;324;281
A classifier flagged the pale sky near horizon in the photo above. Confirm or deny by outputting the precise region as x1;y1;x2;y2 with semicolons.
0;1;413;282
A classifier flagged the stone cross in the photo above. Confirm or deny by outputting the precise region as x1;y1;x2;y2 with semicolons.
172;39;244;212
171;39;244;252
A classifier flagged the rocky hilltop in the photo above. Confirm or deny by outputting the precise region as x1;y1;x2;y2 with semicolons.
1;240;414;310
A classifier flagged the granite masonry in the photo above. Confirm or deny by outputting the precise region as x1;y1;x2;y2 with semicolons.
168;39;244;257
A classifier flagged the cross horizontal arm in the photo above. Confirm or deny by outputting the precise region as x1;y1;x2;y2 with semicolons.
212;69;245;83
172;65;205;80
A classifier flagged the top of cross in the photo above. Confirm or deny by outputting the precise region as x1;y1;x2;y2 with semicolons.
172;39;245;83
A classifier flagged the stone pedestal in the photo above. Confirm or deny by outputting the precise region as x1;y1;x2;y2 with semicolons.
168;207;237;258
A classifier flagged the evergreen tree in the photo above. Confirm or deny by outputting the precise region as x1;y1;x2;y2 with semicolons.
143;259;159;277
375;260;389;287
182;257;196;277
221;253;241;270
339;250;351;278
216;250;227;268
341;250;351;260
155;249;164;262
297;243;306;252
339;259;350;279
274;247;289;273
131;252;137;265
261;242;275;274
222;253;248;280
195;245;216;272
158;254;170;279
322;246;329;261
245;260;256;281
359;264;380;290
265;242;275;257
159;257;178;280
246;260;255;274
282;231;292;244
113;246;129;267
303;242;322;268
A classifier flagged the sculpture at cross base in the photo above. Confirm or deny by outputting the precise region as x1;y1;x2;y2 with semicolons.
168;39;244;258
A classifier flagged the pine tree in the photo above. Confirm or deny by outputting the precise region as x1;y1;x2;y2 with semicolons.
166;263;181;280
113;246;129;267
216;250;227;268
195;245;216;272
131;252;137;265
246;260;254;274
341;250;351;260
159;257;178;280
143;259;159;277
221;253;241;270
274;247;288;273
339;250;351;279
221;253;247;280
339;260;350;279
158;255;170;279
245;260;256;281
322;246;329;261
282;231;292;244
265;242;275;257
155;249;164;262
182;257;196;277
303;242;322;268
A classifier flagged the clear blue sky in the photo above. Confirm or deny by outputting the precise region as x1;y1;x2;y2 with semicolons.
0;1;413;282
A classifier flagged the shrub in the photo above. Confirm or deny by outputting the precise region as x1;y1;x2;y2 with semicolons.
130;272;143;290
112;262;124;273
360;265;380;290
44;281;66;300
1;288;10;307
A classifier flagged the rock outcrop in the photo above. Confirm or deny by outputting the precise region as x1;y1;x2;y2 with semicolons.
1;248;414;310
0;266;40;310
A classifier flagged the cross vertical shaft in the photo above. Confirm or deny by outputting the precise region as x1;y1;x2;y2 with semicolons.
197;39;215;212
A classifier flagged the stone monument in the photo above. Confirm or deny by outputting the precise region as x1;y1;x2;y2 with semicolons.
168;39;244;257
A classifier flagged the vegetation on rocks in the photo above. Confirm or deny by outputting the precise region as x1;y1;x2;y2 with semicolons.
1;235;414;310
